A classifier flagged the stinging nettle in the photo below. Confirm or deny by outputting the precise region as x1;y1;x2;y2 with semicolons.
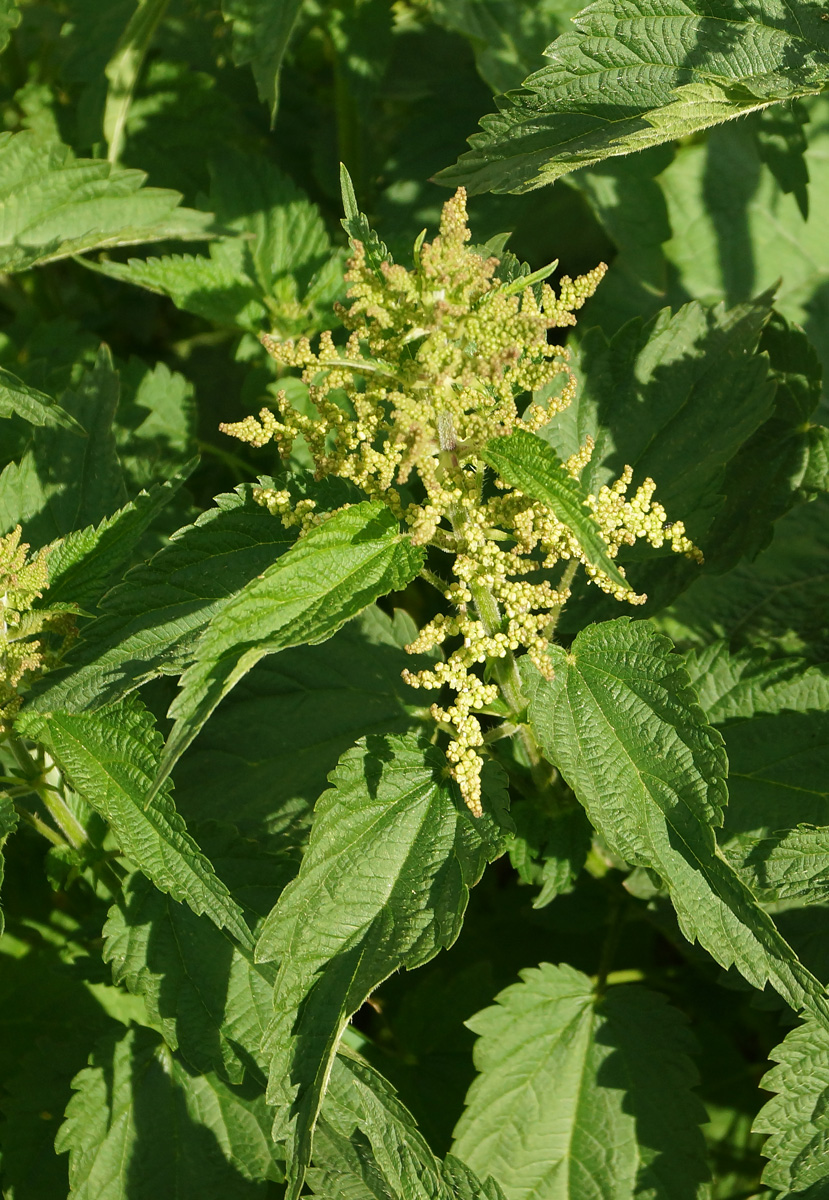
221;188;701;815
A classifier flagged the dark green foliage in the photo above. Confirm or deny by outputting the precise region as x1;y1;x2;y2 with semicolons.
0;4;827;1200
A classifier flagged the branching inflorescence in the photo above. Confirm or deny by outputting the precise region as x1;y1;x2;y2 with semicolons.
221;189;700;815
0;528;74;733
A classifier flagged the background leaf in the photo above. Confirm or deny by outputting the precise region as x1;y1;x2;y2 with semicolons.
173;605;438;838
220;0;304;118
0;130;215;272
103;824;298;1084
452;963;709;1200
56;1025;283;1199
0;795;17;936
0;366;82;432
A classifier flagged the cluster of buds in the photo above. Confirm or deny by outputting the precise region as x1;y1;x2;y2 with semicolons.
0;528;73;733
221;189;700;814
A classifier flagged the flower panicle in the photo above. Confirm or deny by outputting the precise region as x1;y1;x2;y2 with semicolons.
220;190;700;813
0;527;75;733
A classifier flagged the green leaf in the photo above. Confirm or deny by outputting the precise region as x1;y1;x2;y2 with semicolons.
684;642;829;726
658;492;829;664
481;428;631;592
734;825;829;902
24;483;297;714
103;832;297;1083
755;1015;829;1194
432;0;581;95
153;501;426;798
0;130;215;272
310;1049;507;1200
56;1025;283;1198
44;466;194;613
0;366;83;432
523;617;829;1017
752;100;811;220
436;0;829;194
340;163;392;272
0;794;17;937
220;0;304;118
0;346;129;544
658;97;829;376
0;0;19;56
256;732;509;1200
85;153;342;335
174;606;439;837
103;0;170;165
539;293;777;610
452;963;709;1200
16;697;253;949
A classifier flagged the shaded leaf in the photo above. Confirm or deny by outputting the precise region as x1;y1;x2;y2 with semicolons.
0;347;129;545
752;99;811;220
718;706;829;849
90;153;342;335
0;130;215;272
16;697;253;948
44;465;194;613
103;0;170;165
56;1025;282;1199
0;0;19;56
310;1049;507;1200
735;825;829;903
452;963;709;1200
257;733;509;1200
103;828;297;1083
684;641;829;726
174;606;438;837
659;96;829;377
432;0;581;95
221;0;304;118
658;492;829;664
539;293;776;615
154;501;426;797
508;794;591;908
0;794;17;937
0;366;82;432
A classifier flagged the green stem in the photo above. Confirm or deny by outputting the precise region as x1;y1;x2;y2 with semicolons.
544;557;580;642
13;803;67;848
594;886;627;996
6;734;86;851
419;568;448;595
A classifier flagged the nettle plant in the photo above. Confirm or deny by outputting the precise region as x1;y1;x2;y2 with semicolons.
0;3;828;1200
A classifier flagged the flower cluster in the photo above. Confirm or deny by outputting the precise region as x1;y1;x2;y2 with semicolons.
0;528;74;733
221;189;700;814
